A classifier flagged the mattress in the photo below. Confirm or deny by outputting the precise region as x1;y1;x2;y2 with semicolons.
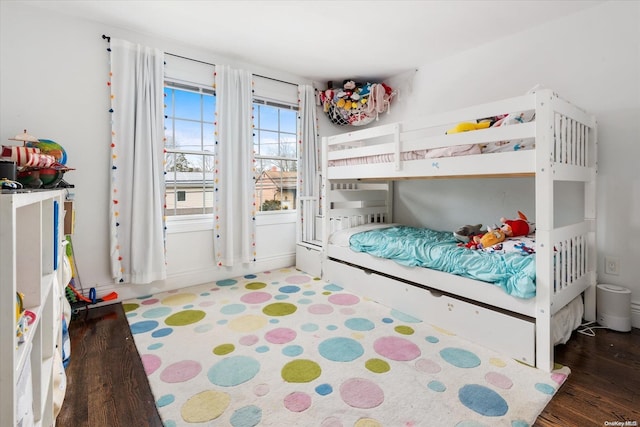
331;224;537;299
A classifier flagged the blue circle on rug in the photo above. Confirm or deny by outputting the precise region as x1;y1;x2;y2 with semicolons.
440;348;481;368
283;345;304;357
230;405;262;427
382;317;394;324
301;323;318;332
164;421;177;427
303;291;316;296
221;304;246;315
148;343;163;350
323;284;343;292
326;325;338;331
535;383;555;395
458;384;508;416
151;328;173;338
217;278;237;286
426;336;440;343
427;380;446;392
318;337;364;362
256;346;269;353
274;294;290;300
511;421;529;427
279;285;300;293
297;298;313;304
244;274;257;279
130;320;159;334
208;356;260;386
195;323;214;333
391;309;421;323
142;307;172;319
156;394;175;407
345;318;375;331
315;383;333;396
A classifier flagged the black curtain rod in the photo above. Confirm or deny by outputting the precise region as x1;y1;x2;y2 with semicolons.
102;34;298;87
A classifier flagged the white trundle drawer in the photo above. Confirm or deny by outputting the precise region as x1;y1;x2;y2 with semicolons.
325;259;536;365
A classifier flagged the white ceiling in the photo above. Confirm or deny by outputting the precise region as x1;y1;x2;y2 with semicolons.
26;0;603;82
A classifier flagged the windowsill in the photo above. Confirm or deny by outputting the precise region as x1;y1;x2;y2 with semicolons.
166;210;297;234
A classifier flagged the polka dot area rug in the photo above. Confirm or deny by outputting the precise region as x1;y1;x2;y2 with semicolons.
123;267;569;427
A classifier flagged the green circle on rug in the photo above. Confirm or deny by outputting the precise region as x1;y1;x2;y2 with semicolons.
246;282;267;290
213;343;235;355
165;310;206;326
263;302;297;316
365;358;390;373
394;325;415;335
181;390;230;422
281;359;321;383
122;303;139;313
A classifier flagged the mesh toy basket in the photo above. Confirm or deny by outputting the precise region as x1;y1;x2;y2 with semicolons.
320;82;394;127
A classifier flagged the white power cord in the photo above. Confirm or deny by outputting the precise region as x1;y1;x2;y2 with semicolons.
577;320;608;337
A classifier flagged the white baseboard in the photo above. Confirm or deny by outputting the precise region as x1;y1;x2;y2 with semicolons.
632;301;640;329
82;254;295;304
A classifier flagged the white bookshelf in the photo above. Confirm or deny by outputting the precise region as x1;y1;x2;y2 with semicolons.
1;190;65;427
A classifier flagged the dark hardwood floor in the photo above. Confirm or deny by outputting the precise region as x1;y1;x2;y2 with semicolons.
57;303;639;427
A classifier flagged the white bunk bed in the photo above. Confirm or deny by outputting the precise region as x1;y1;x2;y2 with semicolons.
321;89;597;372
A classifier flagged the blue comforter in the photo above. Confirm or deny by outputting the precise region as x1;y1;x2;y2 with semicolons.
348;226;536;299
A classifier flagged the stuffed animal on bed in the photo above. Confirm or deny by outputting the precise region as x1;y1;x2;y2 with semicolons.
446;121;491;135
500;211;535;237
453;224;484;243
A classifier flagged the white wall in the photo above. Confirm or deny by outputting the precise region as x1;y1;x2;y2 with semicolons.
385;1;640;327
0;2;310;301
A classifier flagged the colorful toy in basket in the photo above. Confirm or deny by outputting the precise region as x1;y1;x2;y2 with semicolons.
500;211;535;237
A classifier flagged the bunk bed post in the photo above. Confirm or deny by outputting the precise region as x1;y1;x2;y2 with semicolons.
584;121;598;322
534;89;555;372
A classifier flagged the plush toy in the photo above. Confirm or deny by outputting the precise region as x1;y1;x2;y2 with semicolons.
500;211;535;237
473;227;506;249
446;121;491;135
453;224;484;243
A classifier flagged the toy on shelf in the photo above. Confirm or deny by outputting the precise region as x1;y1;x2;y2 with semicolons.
1;130;74;189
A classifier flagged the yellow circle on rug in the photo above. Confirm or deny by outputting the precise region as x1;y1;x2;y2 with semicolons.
355;418;383;427
161;293;197;306
229;314;268;332
181;390;230;422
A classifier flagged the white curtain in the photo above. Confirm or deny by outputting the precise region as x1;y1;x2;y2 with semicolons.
108;38;166;284
298;85;320;244
214;65;256;266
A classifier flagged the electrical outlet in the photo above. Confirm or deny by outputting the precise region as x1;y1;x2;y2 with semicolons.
604;256;620;275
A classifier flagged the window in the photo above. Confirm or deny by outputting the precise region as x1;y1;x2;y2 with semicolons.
253;100;298;212
164;82;216;216
164;81;298;218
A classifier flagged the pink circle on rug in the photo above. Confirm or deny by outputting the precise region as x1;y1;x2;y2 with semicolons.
199;301;215;307
308;304;334;315
373;336;421;361
340;307;356;315
551;372;567;384
328;294;360;306
239;334;259;346
160;360;202;383
485;371;513;389
241;291;272;304
340;378;384;409
141;354;162;375
286;275;310;284
284;391;312;412
141;298;159;305
321;417;344;427
415;358;441;374
265;327;297;344
254;383;270;397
